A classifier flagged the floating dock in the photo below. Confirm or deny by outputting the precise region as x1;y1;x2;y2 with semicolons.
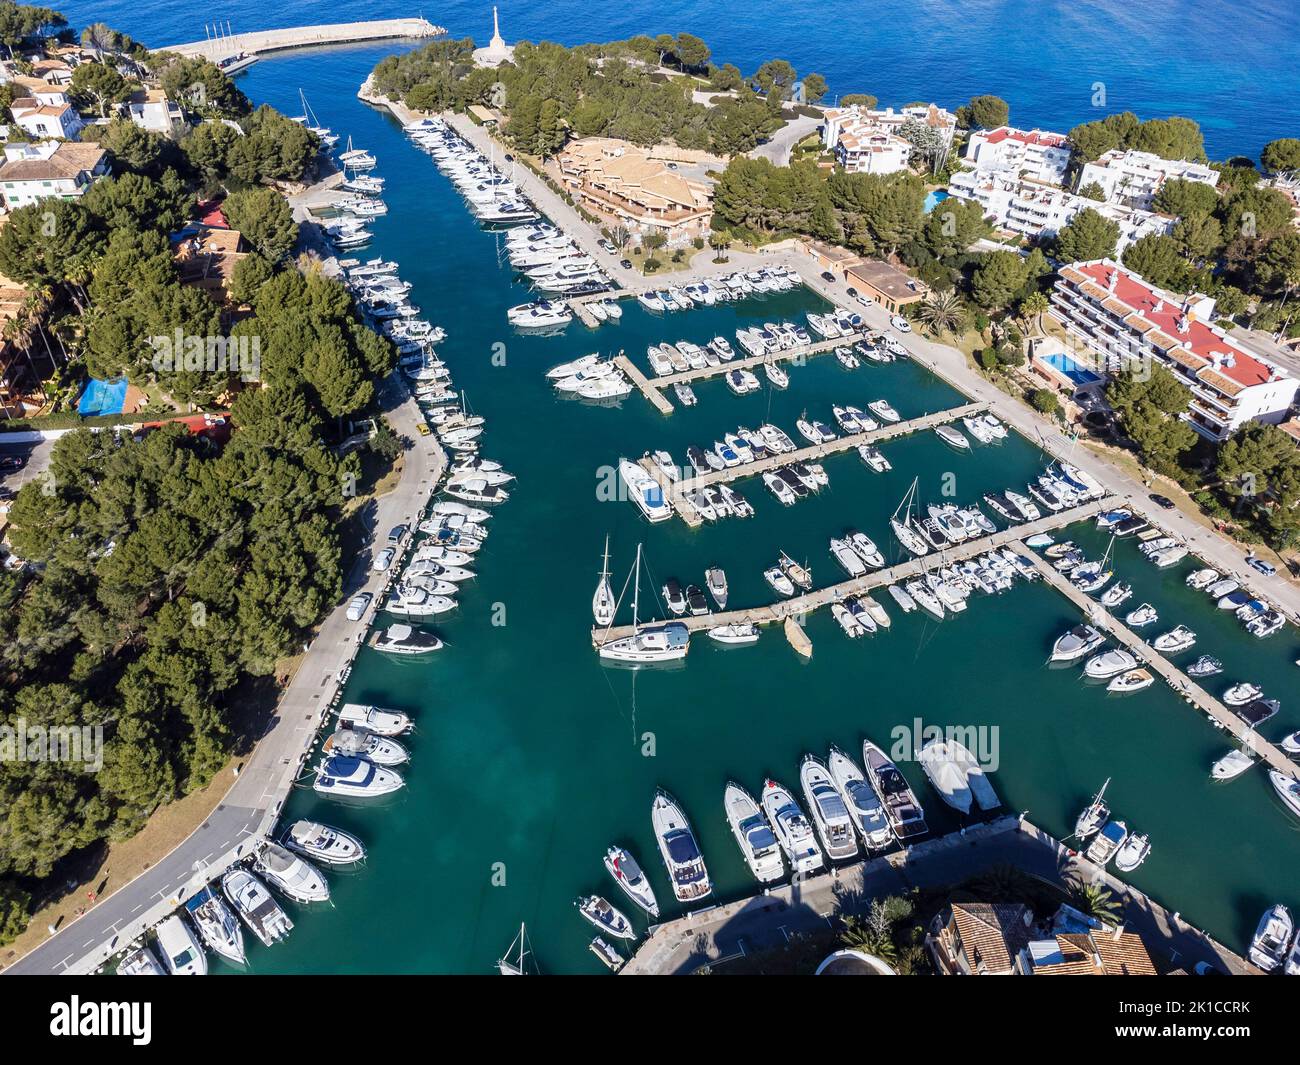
1016;543;1300;783
592;496;1114;644
158;18;444;58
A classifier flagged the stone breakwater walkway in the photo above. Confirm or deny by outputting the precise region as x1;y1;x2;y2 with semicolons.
622;816;1258;975
158;19;444;58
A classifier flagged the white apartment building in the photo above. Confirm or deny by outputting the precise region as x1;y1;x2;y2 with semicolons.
962;126;1071;185
1051;258;1298;440
1078;148;1219;209
822;103;958;174
126;88;184;135
949;171;1174;252
0;140;109;209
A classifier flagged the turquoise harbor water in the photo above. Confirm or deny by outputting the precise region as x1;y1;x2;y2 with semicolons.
43;3;1300;972
144;46;1297;974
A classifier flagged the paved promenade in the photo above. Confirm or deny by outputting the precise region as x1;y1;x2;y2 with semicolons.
159;19;443;58
623;816;1257;975
4;381;445;975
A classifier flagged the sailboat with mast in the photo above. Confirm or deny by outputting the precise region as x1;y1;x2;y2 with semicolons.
890;477;930;557
496;922;536;974
296;89;338;147
1074;778;1110;840
592;536;616;627
597;545;690;663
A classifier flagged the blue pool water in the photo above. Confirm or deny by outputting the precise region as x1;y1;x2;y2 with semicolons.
923;189;949;214
1040;351;1103;385
77;377;128;416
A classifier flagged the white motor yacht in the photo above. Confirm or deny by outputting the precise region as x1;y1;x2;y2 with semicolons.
868;399;900;423
1211;749;1256;781
603;845;660;917
1125;603;1158;628
1084;648;1137;679
618;459;673;523
313;755;405;798
368;623;444;655
183;885;245;966
707;622;760;645
1085;819;1128;865
863;740;929;842
576;895;635;941
917;739;974;814
221;868;293;947
1248;904;1293;971
257;841;330;904
724;782;786;883
1114;832;1150;872
651;790;712;902
118;945;166;976
283;820;366;865
1107;668;1154;693
1223;682;1263;706
761;778;824;874
336;703;411;736
800;755;860;861
1151;625;1196;653
156;914;207;976
827;746;892;851
1270;770;1300;819
1051;624;1105;662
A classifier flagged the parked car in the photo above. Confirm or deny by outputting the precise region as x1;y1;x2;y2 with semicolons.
598;239;616;253
346;593;372;621
1148;493;1176;510
416;422;431;436
372;548;395;572
0;455;24;472
387;524;408;545
890;315;912;333
854;293;874;307
1246;556;1277;577
820;270;837;282
620;259;634;270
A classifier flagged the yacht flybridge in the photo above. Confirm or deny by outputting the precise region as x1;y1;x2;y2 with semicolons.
724;781;786;882
604;845;660;917
800;755;859;861
761;778;825;874
652;789;711;902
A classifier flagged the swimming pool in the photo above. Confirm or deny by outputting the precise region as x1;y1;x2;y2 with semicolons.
923;189;949;213
77;377;128;416
1039;351;1103;385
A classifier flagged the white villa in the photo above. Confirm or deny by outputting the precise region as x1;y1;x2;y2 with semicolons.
9;90;82;140
948;170;1174;253
962;126;1072;185
1078;148;1219;209
822;103;958;175
0;140;109;209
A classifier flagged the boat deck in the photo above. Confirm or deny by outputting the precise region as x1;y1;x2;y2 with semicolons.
592;496;1114;644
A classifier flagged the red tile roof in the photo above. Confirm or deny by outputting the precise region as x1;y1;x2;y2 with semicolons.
1073;261;1275;388
981;126;1069;148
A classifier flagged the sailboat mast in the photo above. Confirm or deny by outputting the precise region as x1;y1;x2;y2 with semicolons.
632;544;642;628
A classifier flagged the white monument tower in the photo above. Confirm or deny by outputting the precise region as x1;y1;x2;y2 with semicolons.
473;6;515;68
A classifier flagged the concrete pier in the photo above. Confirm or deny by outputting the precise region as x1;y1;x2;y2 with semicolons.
592;496;1114;644
1017;544;1300;783
158;19;444;59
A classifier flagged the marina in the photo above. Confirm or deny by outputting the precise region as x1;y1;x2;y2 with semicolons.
11;16;1300;980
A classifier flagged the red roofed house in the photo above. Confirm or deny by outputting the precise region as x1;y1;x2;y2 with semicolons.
964;126;1072;185
1052;259;1299;441
133;412;232;447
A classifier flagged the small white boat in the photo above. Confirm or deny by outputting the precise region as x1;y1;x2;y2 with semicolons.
1107;668;1154;693
705;566;728;609
1186;567;1219;589
1125;603;1158;627
337;703;411;736
868;399;900;423
1211;749;1255;780
708;622;760;645
1114;832;1150;872
1084;648;1137;679
155;914;207;976
1187;655;1223;677
1051;624;1104;662
118;944;166;976
935;424;970;450
575;895;636;941
1271;770;1300;819
1152;625;1196;653
724;781;786;883
283;820;365;865
1248;904;1293;971
1085;818;1128;865
256;842;330;903
1223;682;1263;706
603;846;660;918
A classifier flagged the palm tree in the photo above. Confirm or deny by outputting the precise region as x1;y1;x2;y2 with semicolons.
1019;290;1050;335
708;230;731;262
915;289;966;337
1068;880;1122;924
839;914;898;963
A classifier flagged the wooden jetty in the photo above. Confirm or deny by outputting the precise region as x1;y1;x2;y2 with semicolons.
1016;543;1300;783
613;354;673;415
592;496;1115;645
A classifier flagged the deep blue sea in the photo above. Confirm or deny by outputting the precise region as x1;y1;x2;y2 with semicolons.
60;0;1300;160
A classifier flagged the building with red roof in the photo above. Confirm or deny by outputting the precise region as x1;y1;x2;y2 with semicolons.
964;126;1072;185
1052;259;1298;440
